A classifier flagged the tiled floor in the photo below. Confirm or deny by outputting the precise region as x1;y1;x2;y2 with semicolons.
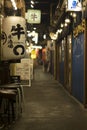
3;65;87;130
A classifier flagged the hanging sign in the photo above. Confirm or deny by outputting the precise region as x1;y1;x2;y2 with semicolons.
67;0;82;11
1;16;26;60
27;9;41;24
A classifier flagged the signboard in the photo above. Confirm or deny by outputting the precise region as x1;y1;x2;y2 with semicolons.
10;59;33;80
10;58;32;87
67;0;82;11
1;16;26;60
20;59;30;80
27;9;41;24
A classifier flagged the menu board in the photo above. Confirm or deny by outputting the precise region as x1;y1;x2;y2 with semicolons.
10;58;33;82
20;59;30;80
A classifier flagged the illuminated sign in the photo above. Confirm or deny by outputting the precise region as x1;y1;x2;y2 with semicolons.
27;9;41;24
1;16;26;60
67;0;82;11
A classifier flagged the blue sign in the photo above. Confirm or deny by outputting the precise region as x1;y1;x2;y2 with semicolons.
67;0;82;11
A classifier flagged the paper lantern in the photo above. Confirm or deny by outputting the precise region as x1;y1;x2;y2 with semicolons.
1;16;26;60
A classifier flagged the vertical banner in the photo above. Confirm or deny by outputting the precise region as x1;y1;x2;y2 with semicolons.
1;16;26;60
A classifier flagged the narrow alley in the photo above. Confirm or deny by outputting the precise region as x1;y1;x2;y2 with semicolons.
7;65;87;130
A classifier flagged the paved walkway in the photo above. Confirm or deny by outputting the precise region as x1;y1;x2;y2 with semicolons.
7;66;87;130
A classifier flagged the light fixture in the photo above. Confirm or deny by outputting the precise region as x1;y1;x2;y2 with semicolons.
70;12;77;18
31;0;35;5
61;23;64;28
57;29;62;33
64;23;68;27
32;45;42;49
43;34;46;39
30;0;35;8
65;18;70;23
49;32;58;40
31;4;34;8
73;13;77;18
11;0;17;10
33;27;36;30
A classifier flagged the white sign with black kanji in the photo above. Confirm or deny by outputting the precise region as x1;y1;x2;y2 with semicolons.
1;16;26;60
27;9;41;24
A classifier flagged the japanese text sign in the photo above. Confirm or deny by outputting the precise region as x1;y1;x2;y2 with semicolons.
1;16;26;60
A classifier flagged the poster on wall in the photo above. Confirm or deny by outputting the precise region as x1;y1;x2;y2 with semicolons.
1;16;26;60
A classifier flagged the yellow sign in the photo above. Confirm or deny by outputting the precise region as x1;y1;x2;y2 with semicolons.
31;50;36;59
